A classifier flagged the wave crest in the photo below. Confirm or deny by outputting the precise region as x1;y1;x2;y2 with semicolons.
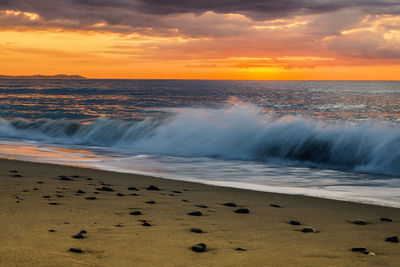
1;103;400;175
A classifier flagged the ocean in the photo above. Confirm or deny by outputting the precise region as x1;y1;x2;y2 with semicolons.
1;79;399;207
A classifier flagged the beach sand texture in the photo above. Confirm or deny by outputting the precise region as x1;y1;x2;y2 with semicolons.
0;158;399;266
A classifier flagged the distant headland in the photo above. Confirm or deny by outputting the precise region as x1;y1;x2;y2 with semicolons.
0;74;87;80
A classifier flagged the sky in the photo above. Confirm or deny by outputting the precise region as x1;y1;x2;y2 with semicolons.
1;0;400;79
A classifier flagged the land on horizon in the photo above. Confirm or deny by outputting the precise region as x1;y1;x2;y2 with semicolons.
0;74;87;80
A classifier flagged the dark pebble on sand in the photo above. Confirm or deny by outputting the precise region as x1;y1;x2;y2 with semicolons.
85;197;96;200
37;181;44;184
235;248;246;251
86;178;92;181
352;219;367;225
49;202;58;205
130;193;139;196
172;190;181;194
381;217;393;222
128;187;138;191
142;222;152;226
188;211;202;216
9;170;18;173
80;230;87;234
69;248;84;253
117;193;125;196
73;233;85;239
130;211;142;215
43;195;50;198
48;229;55;232
12;174;22;177
301;227;316;233
77;189;85;194
56;194;64;198
94;192;99;194
386;236;399;243
190;228;203;233
22;190;30;192
147;185;160;191
352;247;367;252
270;204;281;208
96;186;114;192
71;175;80;178
235;208;249;214
145;200;156;204
196;205;208;209
192;243;207;253
60;176;72;181
289;220;301;226
222;202;237;207
182;199;189;202
33;188;38;191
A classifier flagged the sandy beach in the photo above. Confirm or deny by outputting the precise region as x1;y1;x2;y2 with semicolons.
0;157;399;266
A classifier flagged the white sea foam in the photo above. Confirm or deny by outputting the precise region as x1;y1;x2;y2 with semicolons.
1;102;400;176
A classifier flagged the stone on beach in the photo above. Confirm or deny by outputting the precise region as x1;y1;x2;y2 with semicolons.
289;220;301;226
191;243;207;253
130;211;142;215
85;197;96;200
301;227;316;233
147;185;160;191
222;202;237;207
380;217;393;222
187;211;202;216
235;208;249;214
190;227;203;233
69;248;84;253
351;219;367;225
96;186;114;192
77;189;85;194
270;204;281;208
385;236;399;243
128;187;139;191
145;200;156;204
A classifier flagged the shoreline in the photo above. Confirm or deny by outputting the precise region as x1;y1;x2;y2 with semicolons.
1;158;399;266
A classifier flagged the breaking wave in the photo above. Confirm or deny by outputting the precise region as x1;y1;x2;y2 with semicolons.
1;102;400;176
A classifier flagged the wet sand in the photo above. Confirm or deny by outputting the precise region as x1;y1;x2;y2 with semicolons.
0;158;399;266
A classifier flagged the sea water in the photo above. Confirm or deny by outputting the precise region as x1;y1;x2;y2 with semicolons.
1;79;399;207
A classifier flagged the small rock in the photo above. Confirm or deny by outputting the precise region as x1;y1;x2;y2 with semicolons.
71;175;80;178
142;222;152;226
130;193;139;196
77;189;85;194
49;202;58;205
380;217;393;222
60;176;72;181
85;197;96;200
270;204;281;208
128;187;138;191
385;236;399;243
130;211;142;215
147;185;160;191
190;228;203;233
182;199;189;202
37;181;44;184
117;193;125;197
80;230;87;234
43;195;50;198
48;229;55;232
33;188;38;191
196;205;208;209
289;220;301;226
12;174;22;177
115;224;123;227
56;194;64;198
145;200;156;204
192;243;206;253
9;170;18;173
351;247;367;252
188;211;202;216
235;208;249;214
222;202;237;207
96;186;114;192
172;190;181;194
86;178;93;181
235;247;246;251
73;233;85;239
22;190;30;192
301;227;316;233
69;248;84;253
352;219;367;225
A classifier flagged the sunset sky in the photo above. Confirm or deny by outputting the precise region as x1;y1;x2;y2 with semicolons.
1;0;400;79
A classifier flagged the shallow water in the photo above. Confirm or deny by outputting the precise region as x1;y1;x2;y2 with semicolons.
1;79;399;207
